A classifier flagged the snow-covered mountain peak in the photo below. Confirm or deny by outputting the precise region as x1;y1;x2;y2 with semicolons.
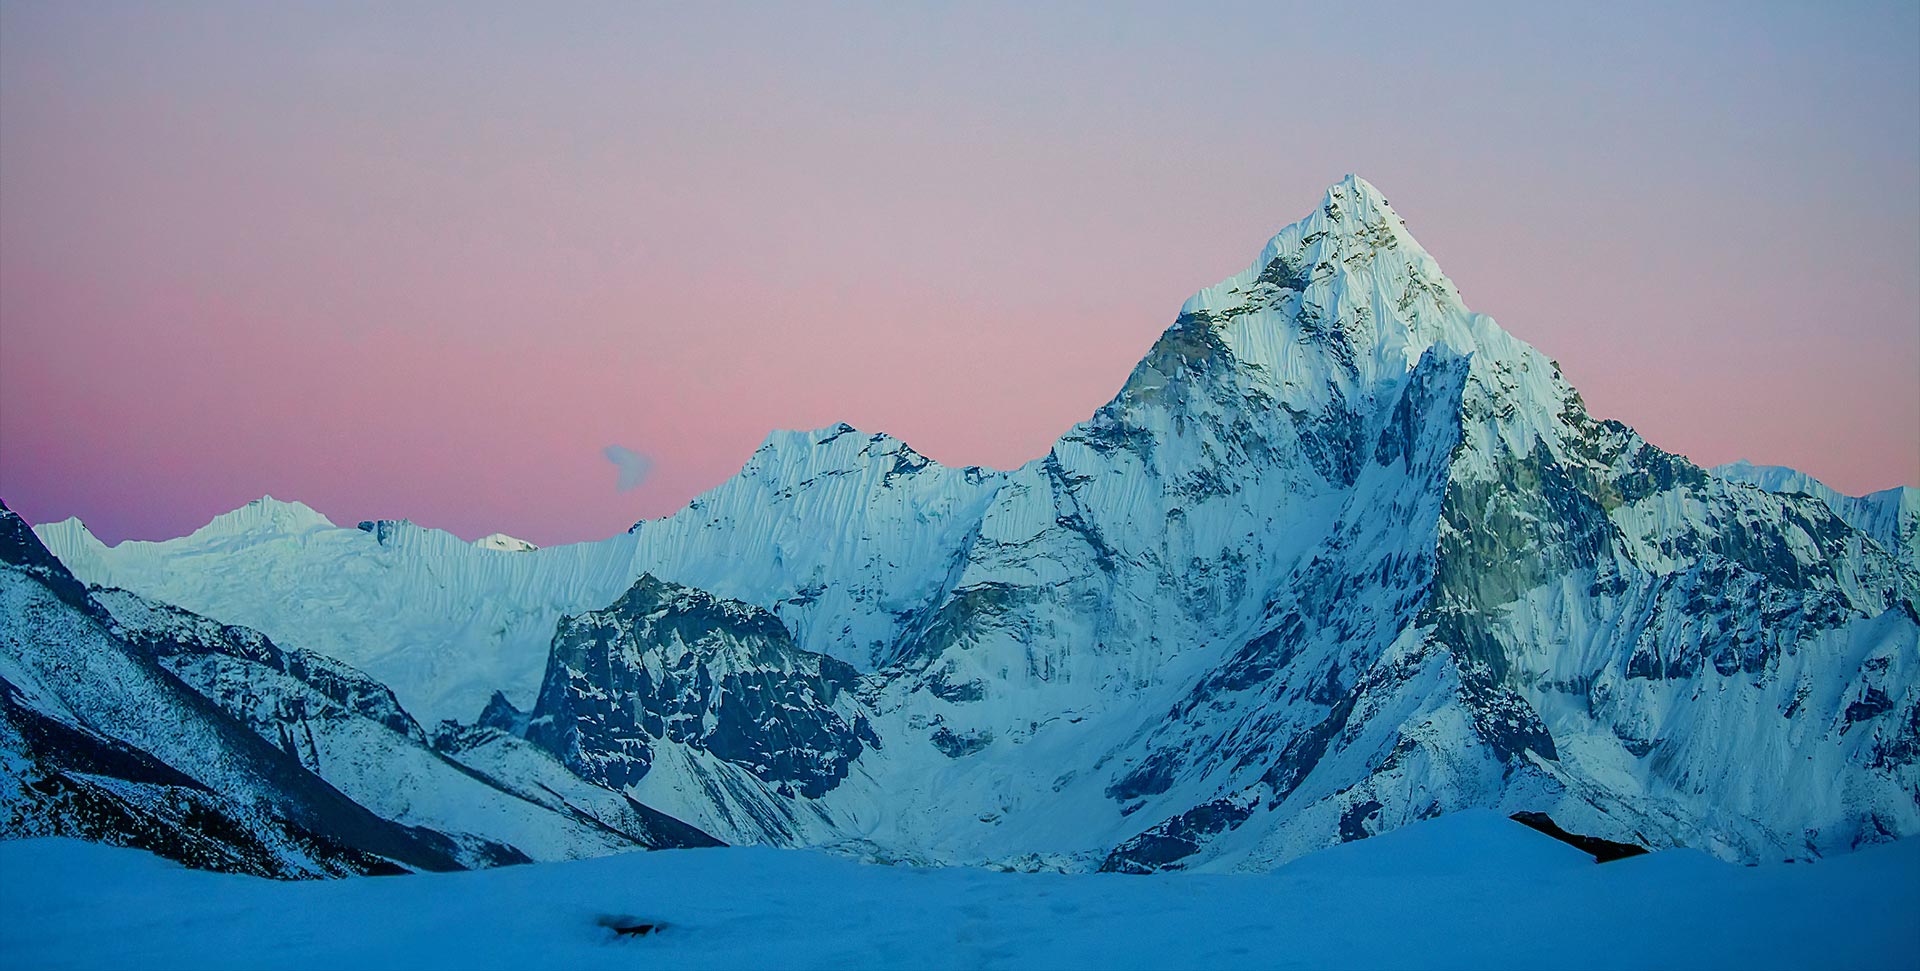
33;497;335;557
189;496;335;544
34;517;99;552
604;572;766;625
1083;175;1573;509
1713;460;1802;492
1183;174;1452;308
749;423;946;475
1307;173;1417;253
1150;174;1513;419
635;420;988;537
473;533;538;553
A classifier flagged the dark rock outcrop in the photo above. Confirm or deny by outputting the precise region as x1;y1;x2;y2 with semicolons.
1509;811;1649;863
527;575;874;799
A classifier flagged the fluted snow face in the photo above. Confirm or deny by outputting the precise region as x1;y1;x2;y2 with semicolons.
32;176;1920;872
1715;460;1918;571
36;512;657;723
625;425;1005;671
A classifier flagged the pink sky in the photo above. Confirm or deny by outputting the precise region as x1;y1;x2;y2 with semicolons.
3;3;1916;545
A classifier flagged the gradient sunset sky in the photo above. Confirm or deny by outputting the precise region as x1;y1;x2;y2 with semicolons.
3;1;1916;546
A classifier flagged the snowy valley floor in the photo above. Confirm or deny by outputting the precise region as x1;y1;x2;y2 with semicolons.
3;811;1915;971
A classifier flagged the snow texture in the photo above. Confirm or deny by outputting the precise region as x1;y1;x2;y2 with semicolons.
1714;460;1917;570
2;810;1915;970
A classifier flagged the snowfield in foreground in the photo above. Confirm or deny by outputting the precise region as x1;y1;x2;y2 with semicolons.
4;811;1914;971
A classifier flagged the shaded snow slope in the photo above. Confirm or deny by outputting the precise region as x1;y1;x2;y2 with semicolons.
3;811;1915;971
0;502;467;876
34;507;648;723
5;500;715;873
92;587;718;864
1715;460;1918;570
0;674;404;880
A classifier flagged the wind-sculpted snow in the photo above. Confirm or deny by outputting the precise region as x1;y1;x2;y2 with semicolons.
32;176;1920;873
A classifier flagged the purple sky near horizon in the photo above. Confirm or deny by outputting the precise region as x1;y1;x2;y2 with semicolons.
2;1;1916;546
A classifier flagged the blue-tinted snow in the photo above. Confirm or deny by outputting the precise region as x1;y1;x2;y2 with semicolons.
4;810;1914;970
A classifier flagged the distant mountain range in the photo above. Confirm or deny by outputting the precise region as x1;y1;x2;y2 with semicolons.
10;176;1915;875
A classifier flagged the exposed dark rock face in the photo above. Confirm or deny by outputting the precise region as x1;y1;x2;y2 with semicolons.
355;519;413;546
1509;811;1649;863
1339;799;1385;842
930;726;992;758
1100;793;1257;873
598;915;667;938
527;575;875;799
475;691;531;737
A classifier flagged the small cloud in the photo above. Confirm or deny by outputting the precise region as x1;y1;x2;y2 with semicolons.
603;445;655;492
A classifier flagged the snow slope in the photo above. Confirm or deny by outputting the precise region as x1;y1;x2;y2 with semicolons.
0;502;466;876
32;176;1920;874
4;499;717;875
1715;459;1918;570
2;810;1915;971
35;506;646;724
93;587;716;865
